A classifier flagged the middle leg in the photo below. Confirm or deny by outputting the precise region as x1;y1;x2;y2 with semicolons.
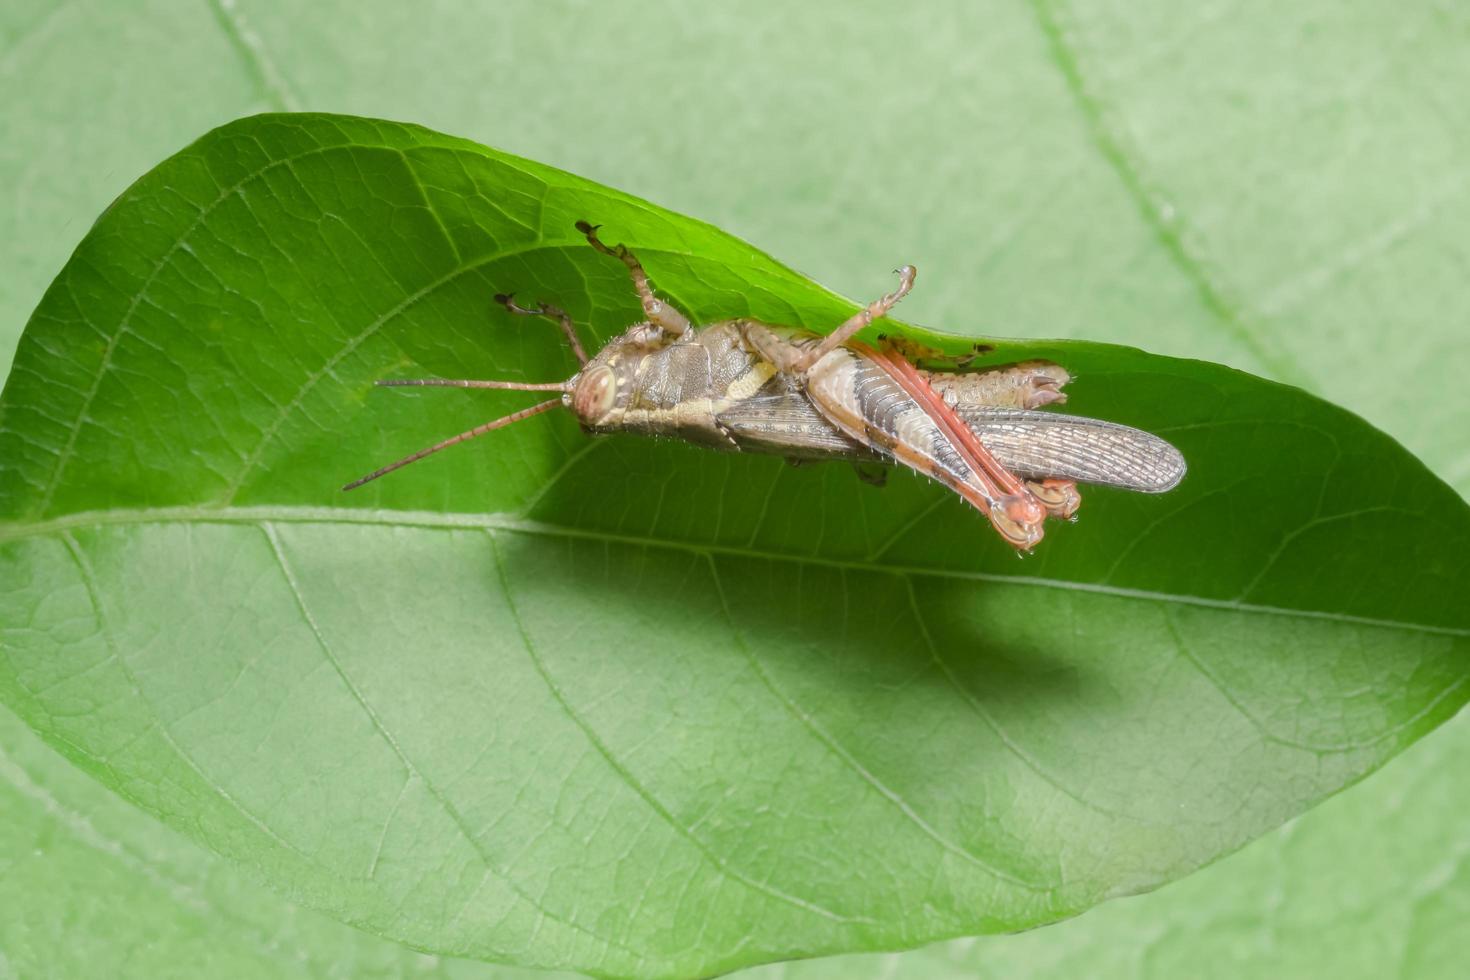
577;220;692;338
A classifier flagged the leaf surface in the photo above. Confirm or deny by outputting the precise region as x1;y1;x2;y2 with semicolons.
738;710;1470;979
0;114;1466;977
0;704;529;979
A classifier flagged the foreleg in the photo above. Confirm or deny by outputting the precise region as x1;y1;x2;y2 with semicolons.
494;293;588;365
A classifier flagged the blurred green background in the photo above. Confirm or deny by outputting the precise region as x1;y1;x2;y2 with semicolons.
1;1;1466;976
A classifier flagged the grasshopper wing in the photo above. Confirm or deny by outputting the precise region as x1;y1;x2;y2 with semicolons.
717;390;1186;493
956;407;1186;493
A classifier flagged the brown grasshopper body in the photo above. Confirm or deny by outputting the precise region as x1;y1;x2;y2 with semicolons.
346;222;1185;550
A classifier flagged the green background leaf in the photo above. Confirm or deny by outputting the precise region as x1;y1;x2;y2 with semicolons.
1;2;1466;977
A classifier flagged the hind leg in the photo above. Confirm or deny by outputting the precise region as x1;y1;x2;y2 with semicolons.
1026;478;1082;520
577;220;692;338
794;265;916;370
741;265;918;376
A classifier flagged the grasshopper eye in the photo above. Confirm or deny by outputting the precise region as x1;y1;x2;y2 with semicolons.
572;365;618;423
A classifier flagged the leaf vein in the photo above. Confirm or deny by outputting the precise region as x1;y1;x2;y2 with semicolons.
484;529;871;925
1160;605;1465;754
904;578;1125;822
57;529;314;861
259;522;645;958
1026;0;1304;386
221;238;589;502
204;0;300;112
704;553;1050;892
5;505;1466;640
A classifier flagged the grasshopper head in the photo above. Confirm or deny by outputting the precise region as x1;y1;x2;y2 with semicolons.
571;362;619;423
570;325;661;428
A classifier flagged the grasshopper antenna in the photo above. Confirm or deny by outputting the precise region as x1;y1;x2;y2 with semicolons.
342;398;562;491
374;378;571;391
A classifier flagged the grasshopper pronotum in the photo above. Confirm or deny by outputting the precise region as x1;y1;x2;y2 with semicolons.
345;222;1185;550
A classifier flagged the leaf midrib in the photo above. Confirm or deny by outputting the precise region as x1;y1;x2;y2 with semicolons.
3;503;1465;640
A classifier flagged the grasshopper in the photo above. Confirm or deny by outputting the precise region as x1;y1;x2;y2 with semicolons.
345;221;1185;550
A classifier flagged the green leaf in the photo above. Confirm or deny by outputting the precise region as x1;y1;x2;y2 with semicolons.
737;710;1470;980
0;112;1465;977
0;702;537;979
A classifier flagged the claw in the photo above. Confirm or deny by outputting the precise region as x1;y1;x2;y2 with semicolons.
495;292;546;318
1027;478;1082;520
577;219;630;259
990;497;1046;549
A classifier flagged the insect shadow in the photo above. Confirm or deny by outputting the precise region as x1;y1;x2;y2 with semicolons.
504;439;1099;718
